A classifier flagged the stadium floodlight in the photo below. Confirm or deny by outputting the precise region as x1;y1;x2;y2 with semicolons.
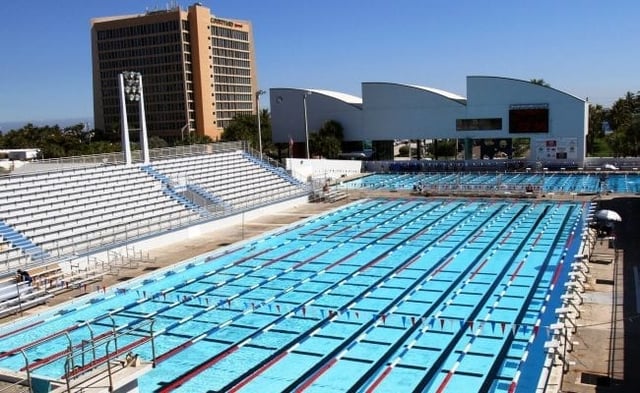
118;71;149;165
303;91;312;159
256;90;266;159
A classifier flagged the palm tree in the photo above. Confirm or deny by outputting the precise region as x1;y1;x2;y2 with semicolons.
587;104;605;155
529;78;550;87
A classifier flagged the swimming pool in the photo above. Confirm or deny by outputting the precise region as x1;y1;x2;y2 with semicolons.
341;172;640;194
0;198;587;392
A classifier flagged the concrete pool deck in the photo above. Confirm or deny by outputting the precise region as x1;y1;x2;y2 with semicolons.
1;192;637;393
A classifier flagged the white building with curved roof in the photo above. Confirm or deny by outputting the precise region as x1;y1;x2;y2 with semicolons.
270;88;364;145
270;76;588;164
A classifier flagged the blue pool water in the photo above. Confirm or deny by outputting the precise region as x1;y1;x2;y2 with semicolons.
341;172;640;194
0;198;587;392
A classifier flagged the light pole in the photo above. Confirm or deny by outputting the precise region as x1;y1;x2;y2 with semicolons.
118;73;132;165
303;91;312;159
180;123;189;142
256;90;266;159
118;71;150;165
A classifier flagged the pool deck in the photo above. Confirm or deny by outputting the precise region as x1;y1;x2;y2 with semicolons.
545;233;624;393
1;191;637;393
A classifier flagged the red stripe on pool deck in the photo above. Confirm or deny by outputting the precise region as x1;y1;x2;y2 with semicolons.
271;248;307;269
440;229;456;243
21;329;115;371
508;381;517;393
294;357;338;393
380;224;404;240
0;325;78;361
532;232;543;247
509;260;525;281
64;336;151;379
469;230;484;244
433;256;454;276
500;231;513;244
228;350;288;393
0;320;44;340
360;246;417;273
565;230;575;248
435;370;454;393
550;261;564;286
155;340;194;364
358;255;386;273
365;365;393;393
157;345;240;393
324;252;359;271
409;226;431;241
469;258;489;280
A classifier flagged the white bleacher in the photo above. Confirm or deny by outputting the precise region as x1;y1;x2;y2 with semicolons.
0;148;307;273
0;235;34;273
0;279;52;318
0;163;202;266
0;261;100;316
1;247;32;274
150;151;306;209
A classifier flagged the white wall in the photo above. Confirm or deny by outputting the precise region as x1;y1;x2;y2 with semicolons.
465;76;587;162
285;158;362;182
363;82;466;139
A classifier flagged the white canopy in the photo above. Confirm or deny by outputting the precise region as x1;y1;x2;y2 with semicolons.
594;209;622;222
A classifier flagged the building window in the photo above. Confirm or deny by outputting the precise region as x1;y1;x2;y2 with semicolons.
456;118;503;131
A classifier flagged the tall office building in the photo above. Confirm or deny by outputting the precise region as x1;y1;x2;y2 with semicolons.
91;3;257;140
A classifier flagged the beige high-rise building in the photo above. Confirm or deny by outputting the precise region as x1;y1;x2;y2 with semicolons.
91;3;257;141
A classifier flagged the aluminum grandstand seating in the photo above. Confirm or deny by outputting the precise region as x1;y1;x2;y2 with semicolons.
150;150;307;209
0;147;309;276
0;278;52;318
1;246;32;272
0;164;202;268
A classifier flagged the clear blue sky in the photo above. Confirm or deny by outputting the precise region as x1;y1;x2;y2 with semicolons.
0;0;638;125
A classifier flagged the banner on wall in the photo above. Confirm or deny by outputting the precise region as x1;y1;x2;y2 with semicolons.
533;138;577;160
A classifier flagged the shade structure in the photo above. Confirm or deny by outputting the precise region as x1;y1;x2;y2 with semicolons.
595;209;622;222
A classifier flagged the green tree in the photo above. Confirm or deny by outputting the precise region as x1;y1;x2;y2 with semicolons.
609;91;639;130
148;136;169;149
606;91;640;157
529;78;550;87
606;131;628;157
0;123;121;158
587;104;606;155
221;109;273;155
309;120;343;158
426;139;456;158
176;133;214;146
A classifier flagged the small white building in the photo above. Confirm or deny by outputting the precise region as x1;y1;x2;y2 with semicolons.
0;148;41;161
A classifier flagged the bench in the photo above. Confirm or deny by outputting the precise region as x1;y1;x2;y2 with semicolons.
0;292;53;318
0;281;29;303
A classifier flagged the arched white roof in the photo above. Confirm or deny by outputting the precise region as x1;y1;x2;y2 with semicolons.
406;84;467;102
306;89;362;105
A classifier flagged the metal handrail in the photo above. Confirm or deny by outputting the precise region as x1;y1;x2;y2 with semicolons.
62;318;156;393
